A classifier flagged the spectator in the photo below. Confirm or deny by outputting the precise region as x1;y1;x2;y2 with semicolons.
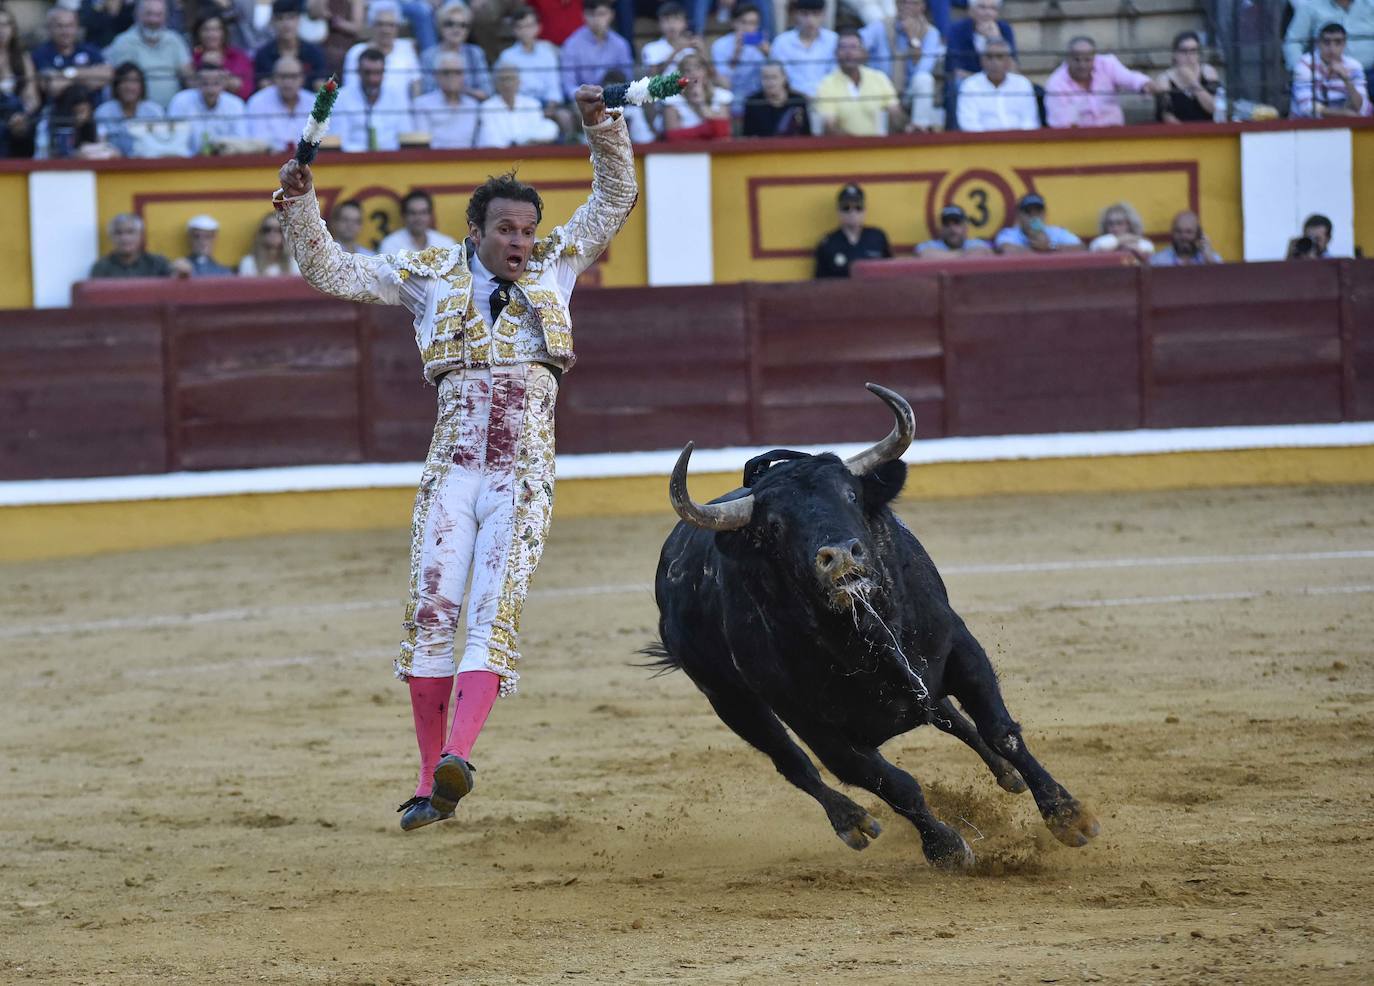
612;0;660;54
528;0;585;46
104;0;192;107
710;3;768;116
1150;209;1222;266
2;92;34;158
496;7;566;112
1291;213;1341;258
334;47;414;150
641;2;700;74
231;0;282;52
180;214;235;275
252;0;328;89
956;38;1037;132
560;0;632;102
32;7;113;106
1155;30;1220;123
94;61;165;155
890;0;944;132
1088;201;1155;260
379;190;460;253
238;212;300;275
995;193;1084;254
168;53;247;154
80;0;137;50
1284;0;1374;74
477;64;560;146
192;14;255;97
770;0;836;99
394;0;440;54
944;0;1013;81
90;212;179;278
692;0;774;39
245;54;311;151
1044;35;1159;128
328;198;374;255
421;2;492;98
815;28;901;136
33;83;107;158
315;0;365;76
815;183;892;278
599;68;655;141
344;0;422;99
915;204;992;256
662;51;732;140
1;7;41;122
742;59;810;136
1291;22;1371;118
412;50;482;148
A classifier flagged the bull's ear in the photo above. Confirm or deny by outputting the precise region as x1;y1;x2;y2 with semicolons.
861;460;907;511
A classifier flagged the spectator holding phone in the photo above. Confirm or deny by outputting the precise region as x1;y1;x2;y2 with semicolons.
1150;209;1222;266
711;3;768;115
995;193;1084;254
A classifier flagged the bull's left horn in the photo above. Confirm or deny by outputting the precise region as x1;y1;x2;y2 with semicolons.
670;442;755;531
844;383;916;476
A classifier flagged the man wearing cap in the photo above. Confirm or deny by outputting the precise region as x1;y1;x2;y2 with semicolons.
181;215;233;276
994;193;1084;254
815;184;892;278
915;205;993;257
772;0;838;98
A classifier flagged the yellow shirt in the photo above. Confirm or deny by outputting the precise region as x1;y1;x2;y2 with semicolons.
815;66;898;137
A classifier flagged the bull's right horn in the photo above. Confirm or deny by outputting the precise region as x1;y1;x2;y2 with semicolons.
670;442;755;531
844;383;916;476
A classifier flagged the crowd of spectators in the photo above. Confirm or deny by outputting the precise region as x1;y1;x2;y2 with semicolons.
4;0;1370;159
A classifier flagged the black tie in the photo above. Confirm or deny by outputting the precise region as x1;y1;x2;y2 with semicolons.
489;281;512;323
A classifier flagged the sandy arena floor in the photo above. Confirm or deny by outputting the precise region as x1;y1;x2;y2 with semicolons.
2;483;1373;985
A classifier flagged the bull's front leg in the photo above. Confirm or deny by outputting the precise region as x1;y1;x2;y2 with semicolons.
931;697;1027;794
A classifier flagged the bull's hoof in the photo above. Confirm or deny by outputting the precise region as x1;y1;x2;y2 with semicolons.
922;823;975;871
1046;799;1100;847
836;813;882;851
995;768;1028;795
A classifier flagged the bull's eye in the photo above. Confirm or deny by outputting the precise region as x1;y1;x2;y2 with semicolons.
768;516;785;538
845;488;858;504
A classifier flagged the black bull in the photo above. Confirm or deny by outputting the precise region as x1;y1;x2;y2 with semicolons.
648;384;1100;869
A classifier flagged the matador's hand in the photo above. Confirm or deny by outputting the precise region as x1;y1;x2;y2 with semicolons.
279;158;313;197
575;85;607;127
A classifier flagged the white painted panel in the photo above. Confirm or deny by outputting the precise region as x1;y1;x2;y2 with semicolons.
1292;128;1355;259
1240;130;1297;262
28;170;99;307
644;153;713;286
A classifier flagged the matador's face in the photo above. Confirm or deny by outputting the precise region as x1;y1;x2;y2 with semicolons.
471;198;540;281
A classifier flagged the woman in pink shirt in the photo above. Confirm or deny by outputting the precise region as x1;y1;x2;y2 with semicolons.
193;14;256;96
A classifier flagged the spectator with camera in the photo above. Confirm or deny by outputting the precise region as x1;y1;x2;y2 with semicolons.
711;3;768;116
1287;214;1342;259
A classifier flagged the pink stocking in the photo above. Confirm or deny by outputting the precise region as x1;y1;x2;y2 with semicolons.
442;670;501;761
407;675;453;798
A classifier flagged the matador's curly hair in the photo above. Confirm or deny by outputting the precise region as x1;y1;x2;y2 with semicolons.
466;171;544;231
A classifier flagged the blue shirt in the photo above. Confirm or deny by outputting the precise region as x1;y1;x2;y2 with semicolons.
770;28;837;97
917;237;992;254
560;26;633;101
994;224;1081;249
495;40;563;107
187;254;234;276
32;41;106;74
710;33;766;113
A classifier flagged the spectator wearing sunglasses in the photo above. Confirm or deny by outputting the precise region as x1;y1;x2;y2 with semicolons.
815;183;892;279
915;204;992;257
421;2;492;99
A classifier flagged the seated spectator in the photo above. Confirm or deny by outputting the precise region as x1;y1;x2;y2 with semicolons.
944;0;1013;84
94;61;164;156
168;53;247;155
815;183;891;278
600;68;656;141
692;0;774;39
1291;23;1371;119
80;0;137;50
334;47;414;150
232;0;281;53
562;0;633;103
956;39;1037;132
379;190;459;254
662;51;732;140
412;51;482;148
91;212;178;278
33;83;108;159
316;0;365;76
245;55;311;152
329;198;374;255
1045;35;1159;128
2;92;36;159
1284;0;1374;75
496;6;573;136
239;212;300;275
742;59;809;137
815;28;902;137
1150;210;1222;266
32;6;113;106
890;0;944;132
641;2;700;74
344;0;422;99
1155;31;1219;123
421;2;492;98
771;0;836;99
477;64;560;147
995;193;1084;254
1088;201;1155;260
103;0;192;107
253;0;328;90
394;0;440;54
181;214;235;276
710;4;768;116
528;0;585;46
1289;213;1342;258
915;204;992;256
193;13;255;96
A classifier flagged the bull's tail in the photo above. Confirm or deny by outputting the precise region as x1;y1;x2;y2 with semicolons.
635;640;681;677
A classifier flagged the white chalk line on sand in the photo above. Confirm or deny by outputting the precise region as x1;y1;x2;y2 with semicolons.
2;547;1372;642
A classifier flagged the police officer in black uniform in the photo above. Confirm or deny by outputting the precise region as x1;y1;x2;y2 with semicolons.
814;183;892;278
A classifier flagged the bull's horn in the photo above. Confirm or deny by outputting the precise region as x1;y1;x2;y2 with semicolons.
844;383;916;476
670;442;755;531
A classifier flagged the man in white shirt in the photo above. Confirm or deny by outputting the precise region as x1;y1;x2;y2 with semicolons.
412;51;482;149
956;39;1039;132
343;0;422;99
378;190;459;255
495;6;574;138
166;54;247;155
245;55;311;152
770;0;837;98
334;48;415;151
478;65;560;148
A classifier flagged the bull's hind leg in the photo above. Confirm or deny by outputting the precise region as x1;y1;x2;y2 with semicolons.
700;684;883;851
932;697;1027;794
944;624;1100;848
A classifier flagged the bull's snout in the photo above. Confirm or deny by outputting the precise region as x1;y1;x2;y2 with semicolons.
816;538;866;580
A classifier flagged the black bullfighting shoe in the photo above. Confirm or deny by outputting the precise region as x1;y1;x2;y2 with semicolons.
429;755;476;815
397;795;454;832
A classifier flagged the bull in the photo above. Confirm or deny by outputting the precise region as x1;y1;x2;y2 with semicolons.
648;384;1099;869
